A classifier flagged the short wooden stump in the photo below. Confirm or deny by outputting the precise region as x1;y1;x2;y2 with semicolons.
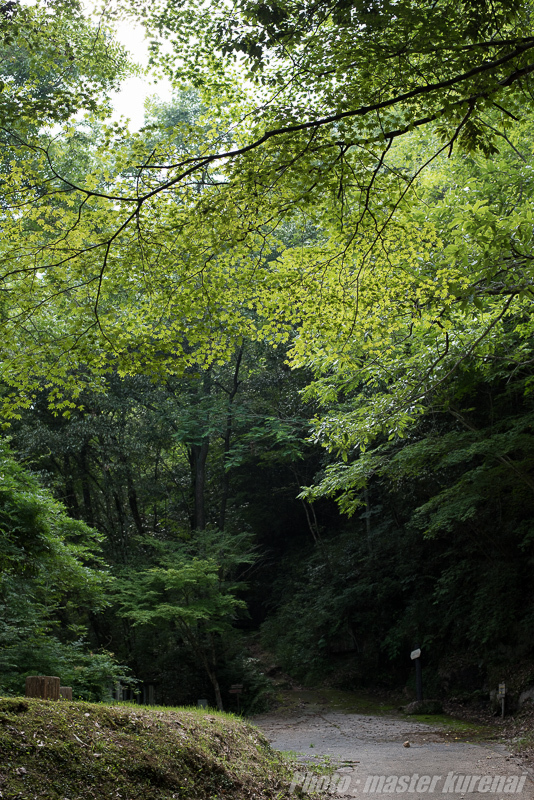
25;676;60;700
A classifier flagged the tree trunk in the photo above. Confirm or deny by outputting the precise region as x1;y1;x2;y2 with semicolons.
190;438;209;531
63;455;80;519
181;624;224;711
364;485;372;552
209;669;224;712
218;345;244;530
79;445;95;526
127;467;144;535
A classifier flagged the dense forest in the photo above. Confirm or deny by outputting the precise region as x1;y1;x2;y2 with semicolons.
2;0;534;711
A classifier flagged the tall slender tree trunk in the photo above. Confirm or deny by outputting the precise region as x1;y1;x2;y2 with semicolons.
364;486;372;552
218;345;244;530
126;467;144;535
187;369;214;531
79;445;94;526
206;661;224;711
190;438;210;530
206;630;224;711
63;454;80;518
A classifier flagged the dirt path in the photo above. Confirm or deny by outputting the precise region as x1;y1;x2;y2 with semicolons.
253;692;533;798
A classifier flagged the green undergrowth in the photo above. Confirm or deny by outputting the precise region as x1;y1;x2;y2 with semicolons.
407;714;495;741
0;697;300;799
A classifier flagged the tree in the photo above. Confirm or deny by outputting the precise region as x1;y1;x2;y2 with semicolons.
0;439;128;698
114;529;255;710
290;118;534;465
142;0;533;158
3;1;534;417
3;0;534;701
10;331;325;704
262;350;534;691
0;0;128;130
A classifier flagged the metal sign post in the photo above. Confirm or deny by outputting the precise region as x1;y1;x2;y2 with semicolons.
498;683;506;719
229;684;243;714
410;648;423;702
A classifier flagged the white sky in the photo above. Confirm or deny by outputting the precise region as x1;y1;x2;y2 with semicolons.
21;0;175;131
105;14;174;130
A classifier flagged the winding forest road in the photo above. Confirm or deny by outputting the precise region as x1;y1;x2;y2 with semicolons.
253;693;534;798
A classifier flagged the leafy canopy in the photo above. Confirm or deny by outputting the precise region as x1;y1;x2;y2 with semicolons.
1;0;534;457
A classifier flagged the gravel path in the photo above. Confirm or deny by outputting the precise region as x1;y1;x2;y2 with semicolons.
253;707;534;798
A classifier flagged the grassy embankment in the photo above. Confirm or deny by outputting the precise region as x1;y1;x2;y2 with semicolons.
0;698;299;800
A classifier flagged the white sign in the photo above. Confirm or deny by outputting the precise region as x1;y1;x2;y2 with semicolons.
410;649;421;660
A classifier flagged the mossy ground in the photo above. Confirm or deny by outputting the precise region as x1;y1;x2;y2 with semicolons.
271;687;398;716
0;698;299;800
408;714;496;741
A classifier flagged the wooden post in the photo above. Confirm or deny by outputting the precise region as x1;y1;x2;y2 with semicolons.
59;687;73;700
25;676;60;700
